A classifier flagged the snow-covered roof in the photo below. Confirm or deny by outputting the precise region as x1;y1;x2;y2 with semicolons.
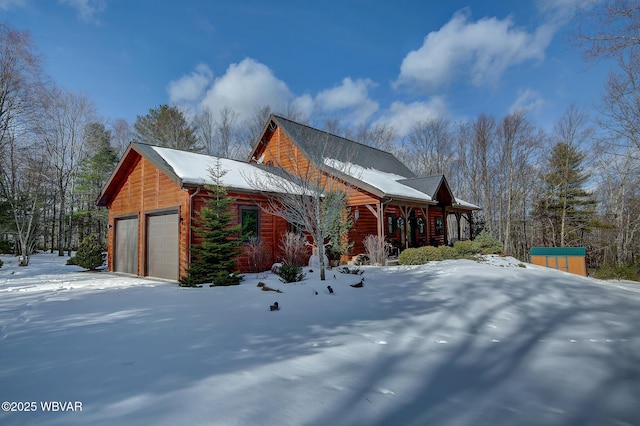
150;146;305;194
324;158;434;202
453;198;481;210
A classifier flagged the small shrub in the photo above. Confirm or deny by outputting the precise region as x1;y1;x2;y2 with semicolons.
398;246;440;265
279;232;308;267
437;245;458;260
337;266;364;275
0;239;12;254
474;232;503;254
245;237;269;272
398;248;425;265
453;240;479;256
66;257;78;265
73;236;105;270
363;235;389;265
277;264;306;283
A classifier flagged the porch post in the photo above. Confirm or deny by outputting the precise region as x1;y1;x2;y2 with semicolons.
443;206;448;245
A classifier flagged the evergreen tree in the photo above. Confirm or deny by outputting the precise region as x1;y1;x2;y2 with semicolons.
75;123;118;245
325;190;353;261
133;104;202;151
180;160;243;286
534;142;596;247
72;235;105;270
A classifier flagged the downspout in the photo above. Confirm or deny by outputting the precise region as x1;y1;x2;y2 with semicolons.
189;186;203;268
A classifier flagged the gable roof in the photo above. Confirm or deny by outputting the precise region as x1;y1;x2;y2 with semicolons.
97;142;307;206
265;115;416;178
397;175;448;200
252;115;438;202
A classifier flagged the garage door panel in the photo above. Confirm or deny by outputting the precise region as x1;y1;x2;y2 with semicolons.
147;212;179;280
115;217;138;275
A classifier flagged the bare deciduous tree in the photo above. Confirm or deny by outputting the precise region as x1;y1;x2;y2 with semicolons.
110;118;131;156
598;50;640;152
39;87;97;256
194;107;254;159
404;117;454;177
573;0;640;61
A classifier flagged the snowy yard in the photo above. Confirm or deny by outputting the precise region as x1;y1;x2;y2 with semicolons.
1;253;639;426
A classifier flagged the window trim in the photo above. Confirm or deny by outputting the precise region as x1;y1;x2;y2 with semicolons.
434;216;444;236
240;207;260;241
387;213;396;235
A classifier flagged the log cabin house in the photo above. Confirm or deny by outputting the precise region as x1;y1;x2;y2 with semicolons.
248;115;479;257
97;115;479;281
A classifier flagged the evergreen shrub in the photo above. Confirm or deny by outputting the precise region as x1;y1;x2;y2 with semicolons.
276;264;306;283
474;232;503;254
592;264;640;281
453;240;479;256
73;236;105;270
438;245;459;260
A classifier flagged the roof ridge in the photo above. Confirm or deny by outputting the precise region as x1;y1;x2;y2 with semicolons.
272;114;401;158
398;174;444;182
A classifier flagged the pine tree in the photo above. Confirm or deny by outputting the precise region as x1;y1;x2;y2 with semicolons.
75;123;118;245
180;160;243;286
73;235;105;270
534;142;596;247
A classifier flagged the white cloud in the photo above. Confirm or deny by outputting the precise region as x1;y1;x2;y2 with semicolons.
0;0;26;10
168;58;293;122
200;58;293;121
509;88;545;114
167;64;213;104
374;98;448;137
59;0;106;22
289;94;314;118
535;0;585;24
314;77;379;125
168;61;380;127
395;9;555;90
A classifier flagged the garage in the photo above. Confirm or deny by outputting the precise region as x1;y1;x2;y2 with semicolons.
114;216;138;275
146;212;179;280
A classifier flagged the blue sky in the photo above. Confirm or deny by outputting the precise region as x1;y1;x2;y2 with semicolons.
2;0;614;136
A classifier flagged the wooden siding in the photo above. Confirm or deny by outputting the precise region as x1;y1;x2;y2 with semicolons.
106;154;190;279
428;209;445;246
190;190;289;273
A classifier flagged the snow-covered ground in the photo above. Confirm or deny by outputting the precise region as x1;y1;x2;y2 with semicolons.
1;253;639;426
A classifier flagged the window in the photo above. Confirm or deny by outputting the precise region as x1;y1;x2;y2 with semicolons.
387;214;396;235
434;216;444;235
417;217;425;235
241;209;259;240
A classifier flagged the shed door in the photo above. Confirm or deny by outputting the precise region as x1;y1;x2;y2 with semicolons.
147;212;179;280
115;217;138;275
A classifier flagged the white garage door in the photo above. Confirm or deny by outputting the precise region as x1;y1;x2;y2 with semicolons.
114;217;138;275
147;212;179;280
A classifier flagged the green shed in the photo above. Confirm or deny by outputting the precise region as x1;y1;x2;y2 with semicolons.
529;247;587;276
